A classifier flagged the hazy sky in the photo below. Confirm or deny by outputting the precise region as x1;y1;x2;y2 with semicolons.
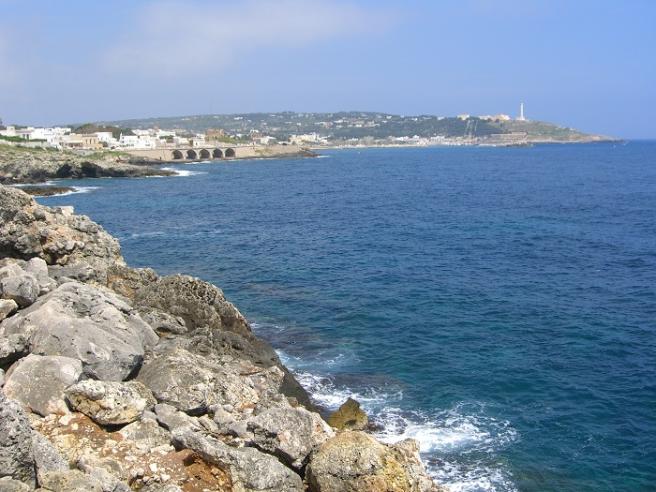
1;0;654;138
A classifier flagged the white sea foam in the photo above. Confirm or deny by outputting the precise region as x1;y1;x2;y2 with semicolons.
161;167;207;177
432;462;518;492
292;370;398;410
256;323;519;492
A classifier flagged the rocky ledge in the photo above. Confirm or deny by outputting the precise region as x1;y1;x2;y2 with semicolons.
0;145;172;184
0;183;444;492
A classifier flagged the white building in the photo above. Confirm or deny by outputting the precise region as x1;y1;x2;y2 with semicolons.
94;131;118;147
290;133;326;145
118;134;158;149
1;126;71;147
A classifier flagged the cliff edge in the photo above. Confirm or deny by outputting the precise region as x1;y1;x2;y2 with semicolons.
0;184;444;492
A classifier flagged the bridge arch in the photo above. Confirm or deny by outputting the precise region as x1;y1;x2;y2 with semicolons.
199;149;210;159
172;150;183;160
225;148;236;158
213;148;223;159
186;149;197;160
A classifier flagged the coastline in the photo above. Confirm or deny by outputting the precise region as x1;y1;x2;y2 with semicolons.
0;183;444;491
309;136;621;151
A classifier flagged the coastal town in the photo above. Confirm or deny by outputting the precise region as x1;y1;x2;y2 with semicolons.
0;105;612;160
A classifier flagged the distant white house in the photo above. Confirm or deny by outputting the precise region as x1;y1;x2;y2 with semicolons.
118;134;157;149
95;131;118;147
1;126;71;147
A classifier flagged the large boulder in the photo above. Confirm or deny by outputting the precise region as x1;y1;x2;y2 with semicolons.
173;428;304;492
65;380;155;426
0;185;124;284
137;348;223;415
3;354;82;416
327;398;369;431
0;392;35;487
0;282;158;381
138;348;284;417
0;264;39;308
305;431;441;492
246;406;334;470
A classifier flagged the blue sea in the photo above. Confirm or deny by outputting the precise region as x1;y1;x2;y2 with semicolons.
40;142;656;492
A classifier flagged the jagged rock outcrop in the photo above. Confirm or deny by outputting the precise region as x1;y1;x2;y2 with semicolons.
327;397;369;431
0;184;441;491
0;186;123;283
245;406;335;471
306;431;442;492
0;144;172;185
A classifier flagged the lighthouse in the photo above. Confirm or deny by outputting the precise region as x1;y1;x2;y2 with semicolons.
518;102;526;121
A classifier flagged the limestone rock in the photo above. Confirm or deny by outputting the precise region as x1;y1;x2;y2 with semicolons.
139;347;286;417
24;258;57;295
140;309;187;336
34;413;230;491
107;266;314;410
0;369;4;387
246;406;334;470
327;398;369;431
0;282;158;381
3;354;82;416
0;392;35;487
0;333;29;368
76;460;131;492
65;380;155;426
173;428;304;492
0;477;31;491
0;299;18;322
0;270;39;308
31;432;68;486
138;349;221;414
117;419;171;449
153;403;201;433
0;185;125;284
305;431;441;492
38;469;103;492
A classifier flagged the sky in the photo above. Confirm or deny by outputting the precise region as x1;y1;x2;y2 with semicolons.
0;0;654;138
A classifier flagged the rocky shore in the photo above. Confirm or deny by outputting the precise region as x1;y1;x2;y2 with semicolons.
0;183;444;492
0;145;172;184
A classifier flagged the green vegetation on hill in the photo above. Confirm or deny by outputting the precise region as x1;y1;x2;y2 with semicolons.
95;111;611;143
73;123;134;139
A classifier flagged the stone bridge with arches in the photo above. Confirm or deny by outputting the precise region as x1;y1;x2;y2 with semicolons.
123;144;307;163
170;147;236;161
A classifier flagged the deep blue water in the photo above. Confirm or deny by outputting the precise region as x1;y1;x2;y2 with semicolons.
40;143;656;492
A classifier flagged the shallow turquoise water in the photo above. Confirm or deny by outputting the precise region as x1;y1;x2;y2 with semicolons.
40;143;656;491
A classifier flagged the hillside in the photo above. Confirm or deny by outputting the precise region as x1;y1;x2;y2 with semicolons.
99;111;615;144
